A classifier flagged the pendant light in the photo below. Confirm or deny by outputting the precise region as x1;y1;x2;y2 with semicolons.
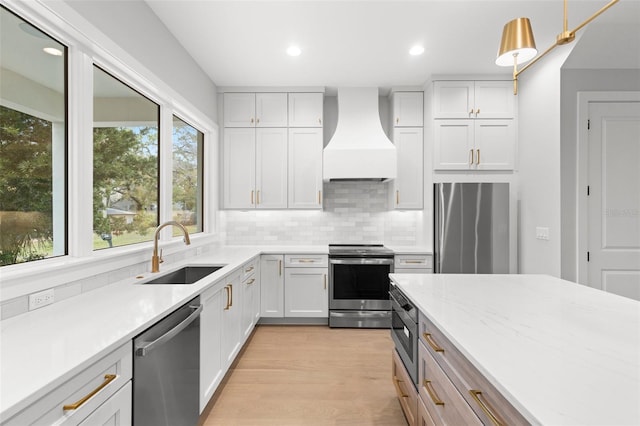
496;0;620;94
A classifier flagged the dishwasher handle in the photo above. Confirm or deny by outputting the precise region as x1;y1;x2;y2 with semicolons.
135;304;202;357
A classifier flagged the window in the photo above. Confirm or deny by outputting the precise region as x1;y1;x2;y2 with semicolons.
172;116;203;235
0;7;67;266
93;66;160;249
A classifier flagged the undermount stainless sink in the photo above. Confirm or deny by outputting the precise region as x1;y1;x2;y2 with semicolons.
143;266;225;285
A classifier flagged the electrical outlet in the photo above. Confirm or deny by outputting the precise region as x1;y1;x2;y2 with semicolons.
29;289;55;311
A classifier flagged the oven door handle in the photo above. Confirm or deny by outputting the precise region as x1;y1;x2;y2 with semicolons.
330;258;394;265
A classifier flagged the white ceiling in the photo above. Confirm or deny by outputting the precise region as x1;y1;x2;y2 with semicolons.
146;0;640;91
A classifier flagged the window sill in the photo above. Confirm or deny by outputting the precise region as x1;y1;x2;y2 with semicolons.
0;233;218;302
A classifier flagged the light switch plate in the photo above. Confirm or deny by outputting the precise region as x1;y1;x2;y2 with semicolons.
536;227;550;240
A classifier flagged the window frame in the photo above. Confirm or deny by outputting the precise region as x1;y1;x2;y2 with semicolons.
0;5;69;265
0;0;219;301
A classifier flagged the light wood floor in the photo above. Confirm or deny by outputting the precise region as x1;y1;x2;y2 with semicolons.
199;325;407;426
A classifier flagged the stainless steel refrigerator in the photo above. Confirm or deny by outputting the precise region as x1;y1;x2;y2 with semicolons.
434;183;510;273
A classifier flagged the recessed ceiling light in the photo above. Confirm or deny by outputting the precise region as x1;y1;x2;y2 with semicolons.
43;47;63;56
409;45;425;56
287;46;301;57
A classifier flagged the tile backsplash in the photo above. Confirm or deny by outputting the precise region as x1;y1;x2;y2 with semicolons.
220;181;421;245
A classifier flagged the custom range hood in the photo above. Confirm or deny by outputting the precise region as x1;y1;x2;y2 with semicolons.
323;87;396;182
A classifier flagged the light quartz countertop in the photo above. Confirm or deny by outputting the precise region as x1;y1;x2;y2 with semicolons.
0;245;327;421
389;273;640;426
385;245;431;255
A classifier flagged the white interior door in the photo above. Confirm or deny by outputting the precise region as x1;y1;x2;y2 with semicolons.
588;101;640;300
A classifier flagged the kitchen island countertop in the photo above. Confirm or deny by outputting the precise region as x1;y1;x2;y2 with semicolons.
390;273;640;426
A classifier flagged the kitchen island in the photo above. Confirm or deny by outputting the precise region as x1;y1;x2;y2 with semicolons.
390;273;640;425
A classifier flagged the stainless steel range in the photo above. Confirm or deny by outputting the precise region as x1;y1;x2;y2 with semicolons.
328;244;394;328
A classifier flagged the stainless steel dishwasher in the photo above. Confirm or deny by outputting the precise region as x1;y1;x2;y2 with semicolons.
133;296;201;426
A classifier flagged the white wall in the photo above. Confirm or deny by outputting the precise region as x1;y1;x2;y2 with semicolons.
62;0;218;120
560;69;640;282
517;48;573;277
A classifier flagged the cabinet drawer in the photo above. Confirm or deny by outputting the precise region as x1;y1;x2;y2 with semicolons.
417;395;437;426
419;313;529;425
6;342;132;426
241;257;258;281
78;381;131;426
392;349;418;426
418;342;481;426
395;254;433;269
284;254;328;267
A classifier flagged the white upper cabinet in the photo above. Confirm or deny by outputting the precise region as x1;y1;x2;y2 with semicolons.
393;92;424;127
390;90;424;210
434;119;515;170
433;81;514;119
223;128;256;209
288;93;323;127
288;128;323;209
224;93;255;127
222;89;324;209
224;92;287;127
393;127;424;209
255;128;288;209
256;93;288;127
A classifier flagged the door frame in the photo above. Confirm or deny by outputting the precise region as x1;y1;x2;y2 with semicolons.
576;91;640;286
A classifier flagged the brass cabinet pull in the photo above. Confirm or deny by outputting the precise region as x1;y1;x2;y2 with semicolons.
246;278;255;285
299;259;314;263
318;118;322;124
396;117;400;124
278;259;282;276
256;190;260;205
476;109;480;116
256;118;260;124
396;190;400;205
250;118;254;124
229;284;233;307
469;390;504;426
224;285;231;310
245;265;254;273
63;374;117;410
476;149;480;165
404;260;424;264
251;190;254;205
423;379;445;406
469;108;474;116
393;375;408;398
469;149;474;165
423;332;445;353
323;274;327;290
318;190;322;204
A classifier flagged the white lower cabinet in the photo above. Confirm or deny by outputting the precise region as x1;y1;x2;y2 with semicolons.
241;258;260;338
221;270;242;367
284;267;328;317
260;254;328;319
200;260;261;413
78;381;131;426
199;285;224;413
394;254;433;274
260;254;284;317
4;343;132;426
